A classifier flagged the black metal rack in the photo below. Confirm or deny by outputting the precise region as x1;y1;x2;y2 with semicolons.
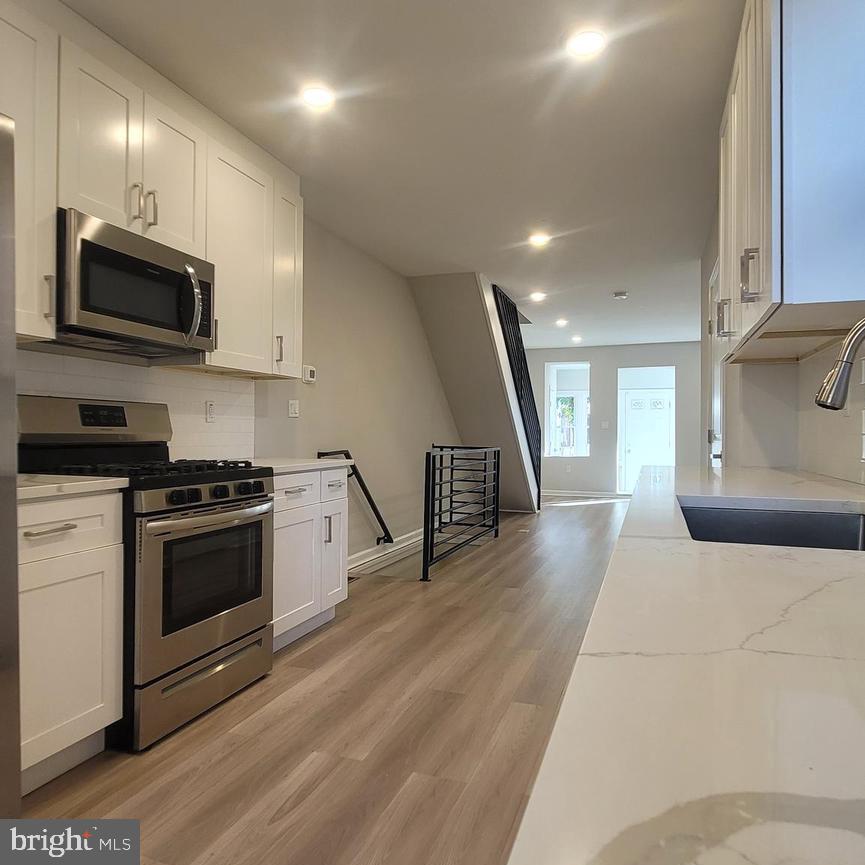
421;444;501;581
317;449;394;545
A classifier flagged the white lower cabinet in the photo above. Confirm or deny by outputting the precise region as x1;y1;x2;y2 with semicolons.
271;469;349;644
321;498;349;607
18;543;123;770
272;504;322;636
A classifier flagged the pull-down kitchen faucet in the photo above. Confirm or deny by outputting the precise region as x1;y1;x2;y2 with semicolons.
815;317;865;410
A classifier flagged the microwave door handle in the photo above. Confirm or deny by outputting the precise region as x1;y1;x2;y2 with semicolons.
145;501;273;536
184;263;203;345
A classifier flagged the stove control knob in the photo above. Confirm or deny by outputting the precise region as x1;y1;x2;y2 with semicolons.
236;481;253;496
252;480;265;494
186;488;203;504
212;484;230;499
167;489;188;507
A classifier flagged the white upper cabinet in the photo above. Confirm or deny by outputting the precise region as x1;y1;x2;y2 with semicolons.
142;95;207;257
59;42;207;258
0;0;57;341
59;39;143;231
206;141;274;375
272;182;304;378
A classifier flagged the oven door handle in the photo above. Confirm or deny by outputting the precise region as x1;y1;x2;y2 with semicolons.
145;501;273;536
183;263;203;346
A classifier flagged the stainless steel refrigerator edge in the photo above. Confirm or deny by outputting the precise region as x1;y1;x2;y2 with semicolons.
0;113;21;816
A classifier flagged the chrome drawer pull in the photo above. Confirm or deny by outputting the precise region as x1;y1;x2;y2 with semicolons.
327;480;345;489
324;515;333;543
284;485;312;494
23;522;78;539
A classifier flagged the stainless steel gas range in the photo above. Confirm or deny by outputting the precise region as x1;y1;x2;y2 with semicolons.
18;395;274;750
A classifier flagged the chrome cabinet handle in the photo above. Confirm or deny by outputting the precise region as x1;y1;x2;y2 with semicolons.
145;189;159;227
130;182;144;221
716;298;735;338
284;485;311;494
276;335;284;363
327;480;345;489
184;263;203;345
740;247;760;303
324;515;333;544
23;522;78;539
43;274;55;320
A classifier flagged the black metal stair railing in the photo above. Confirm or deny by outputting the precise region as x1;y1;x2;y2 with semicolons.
317;449;394;545
492;284;542;509
421;444;501;581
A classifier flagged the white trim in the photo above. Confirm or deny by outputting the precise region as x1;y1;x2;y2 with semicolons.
348;528;424;574
541;488;629;499
272;607;335;653
21;731;104;796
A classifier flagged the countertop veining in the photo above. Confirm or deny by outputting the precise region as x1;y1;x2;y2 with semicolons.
17;474;129;502
508;466;865;865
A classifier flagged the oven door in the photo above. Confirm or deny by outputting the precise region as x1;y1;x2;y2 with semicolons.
135;499;273;685
61;208;215;352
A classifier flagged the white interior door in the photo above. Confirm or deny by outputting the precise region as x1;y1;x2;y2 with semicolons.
618;387;676;494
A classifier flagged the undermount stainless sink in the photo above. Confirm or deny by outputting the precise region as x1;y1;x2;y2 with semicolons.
680;506;864;551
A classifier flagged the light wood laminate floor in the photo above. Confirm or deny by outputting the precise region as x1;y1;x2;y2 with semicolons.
24;496;627;865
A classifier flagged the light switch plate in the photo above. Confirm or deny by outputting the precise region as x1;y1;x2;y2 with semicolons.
288;399;300;418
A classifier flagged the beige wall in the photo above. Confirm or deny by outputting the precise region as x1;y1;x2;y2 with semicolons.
255;218;459;556
700;213;719;466
527;342;702;494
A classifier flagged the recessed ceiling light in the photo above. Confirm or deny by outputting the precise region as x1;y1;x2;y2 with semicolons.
529;291;547;302
566;30;607;59
555;318;568;327
300;85;335;110
612;290;629;300
528;233;551;248
571;335;583;343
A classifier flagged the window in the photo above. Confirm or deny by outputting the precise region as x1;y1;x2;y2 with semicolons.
544;362;590;457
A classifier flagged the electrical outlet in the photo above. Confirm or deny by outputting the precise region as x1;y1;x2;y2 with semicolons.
205;400;216;423
288;399;300;418
565;464;572;473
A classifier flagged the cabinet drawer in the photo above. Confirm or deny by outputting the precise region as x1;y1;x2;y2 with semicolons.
321;468;348;501
274;472;321;511
18;493;123;564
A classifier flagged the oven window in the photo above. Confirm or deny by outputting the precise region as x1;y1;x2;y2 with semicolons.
162;523;262;636
80;239;185;332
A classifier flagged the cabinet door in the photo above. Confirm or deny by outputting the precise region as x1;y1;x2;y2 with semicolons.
0;0;57;340
321;498;348;607
272;182;303;377
272;503;321;637
58;39;143;231
206;141;274;374
19;545;123;769
142;95;207;257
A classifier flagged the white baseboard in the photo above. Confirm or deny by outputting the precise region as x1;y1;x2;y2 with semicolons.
348;528;424;574
21;731;104;796
541;488;629;499
272;607;336;653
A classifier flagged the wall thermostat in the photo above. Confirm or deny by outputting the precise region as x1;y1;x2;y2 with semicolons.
302;365;316;383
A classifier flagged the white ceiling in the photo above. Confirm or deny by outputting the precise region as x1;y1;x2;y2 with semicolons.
62;0;743;348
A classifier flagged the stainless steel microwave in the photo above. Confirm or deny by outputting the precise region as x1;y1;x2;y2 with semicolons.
56;208;215;358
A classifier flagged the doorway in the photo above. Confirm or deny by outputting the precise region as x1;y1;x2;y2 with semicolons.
617;366;676;494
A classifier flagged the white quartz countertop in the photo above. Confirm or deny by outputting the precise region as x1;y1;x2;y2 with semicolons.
17;474;129;502
508;466;865;865
254;456;353;474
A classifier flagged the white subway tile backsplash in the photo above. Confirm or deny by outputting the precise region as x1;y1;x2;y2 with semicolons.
16;350;255;460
